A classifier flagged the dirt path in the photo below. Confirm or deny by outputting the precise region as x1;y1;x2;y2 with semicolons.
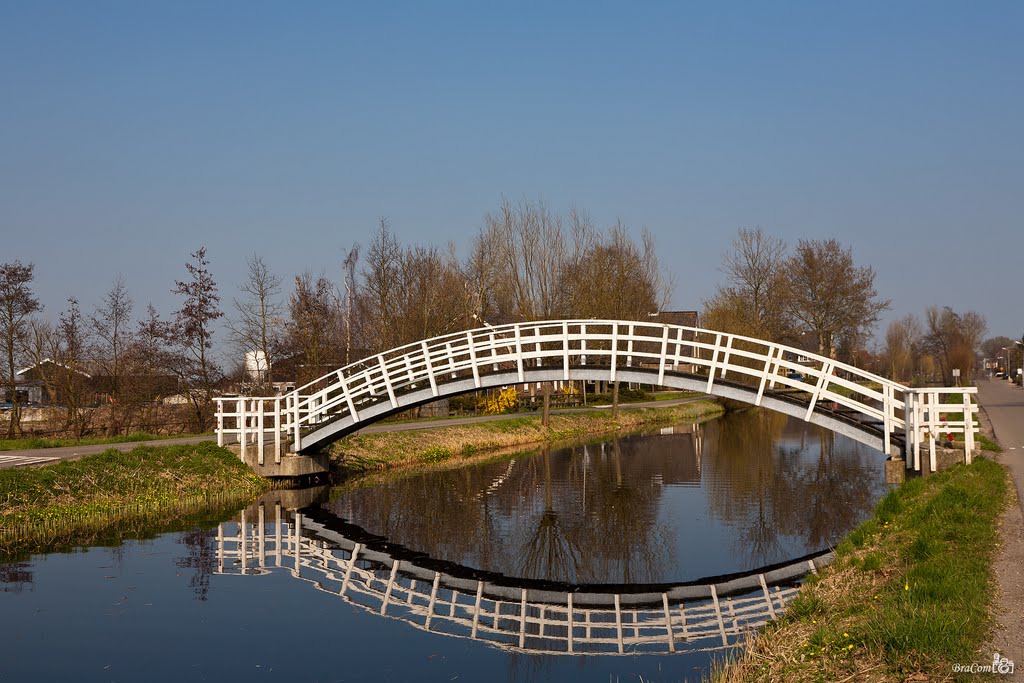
977;377;1024;679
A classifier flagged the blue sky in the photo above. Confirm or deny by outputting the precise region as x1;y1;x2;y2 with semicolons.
4;1;1022;354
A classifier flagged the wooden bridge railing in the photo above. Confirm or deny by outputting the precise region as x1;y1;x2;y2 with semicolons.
215;320;977;471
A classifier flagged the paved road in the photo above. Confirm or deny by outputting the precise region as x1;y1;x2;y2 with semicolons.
978;377;1024;503
977;376;1024;674
0;395;710;469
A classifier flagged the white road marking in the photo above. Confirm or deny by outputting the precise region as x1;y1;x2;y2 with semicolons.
0;454;60;469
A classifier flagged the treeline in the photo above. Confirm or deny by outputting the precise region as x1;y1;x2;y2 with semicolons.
882;308;1000;385
235;199;670;391
704;227;994;384
702;227;891;361
1;251;224;437
1;198;670;438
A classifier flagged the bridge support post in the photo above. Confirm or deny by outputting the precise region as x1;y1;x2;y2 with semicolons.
239;398;247;461
927;391;938;474
963;390;975;463
274;398;282;464
216;399;224;447
257;400;265;466
882;383;892;456
909;392;921;471
657;326;669;385
290;394;301;452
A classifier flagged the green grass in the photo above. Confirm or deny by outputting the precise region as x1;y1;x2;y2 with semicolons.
650;390;702;401
973;433;1001;452
719;457;1008;682
0;431;211;452
0;442;270;558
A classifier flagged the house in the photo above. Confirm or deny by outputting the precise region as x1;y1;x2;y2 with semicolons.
8;359;178;406
8;359;94;405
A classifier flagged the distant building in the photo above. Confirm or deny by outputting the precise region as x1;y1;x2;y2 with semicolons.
245;350;270;384
6;359;178;406
7;359;94;405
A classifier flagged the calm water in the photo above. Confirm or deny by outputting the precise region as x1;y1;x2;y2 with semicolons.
0;411;889;682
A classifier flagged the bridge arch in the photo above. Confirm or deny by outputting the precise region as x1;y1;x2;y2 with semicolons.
216;320;977;471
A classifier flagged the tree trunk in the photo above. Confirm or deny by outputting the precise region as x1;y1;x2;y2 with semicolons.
6;344;18;438
612;380;620;419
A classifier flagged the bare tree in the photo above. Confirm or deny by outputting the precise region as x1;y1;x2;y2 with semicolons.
130;304;178;406
287;272;340;385
882;314;923;382
53;297;91;436
464;228;507;324
562;220;670;415
396;243;470;343
1;261;41;437
922;306;987;383
90;276;133;404
703;227;790;341
479;198;570;424
229;254;283;389
981;336;1015;363
483;197;568;321
360;218;403;354
169;247;223;431
784;239;890;359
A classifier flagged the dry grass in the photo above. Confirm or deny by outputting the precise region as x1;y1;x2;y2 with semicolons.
329;400;724;474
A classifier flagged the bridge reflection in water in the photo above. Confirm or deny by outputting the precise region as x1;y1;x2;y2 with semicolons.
216;501;829;656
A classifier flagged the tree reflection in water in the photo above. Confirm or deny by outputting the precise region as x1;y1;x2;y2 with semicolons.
703;411;884;568
176;528;218;601
0;563;33;593
518;446;583;582
323;412;886;584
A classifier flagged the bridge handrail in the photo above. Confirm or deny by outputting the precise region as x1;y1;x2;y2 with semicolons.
287;319;902;420
215;320;978;472
293;320;898;398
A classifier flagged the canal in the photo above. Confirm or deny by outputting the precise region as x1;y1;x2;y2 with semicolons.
0;410;889;682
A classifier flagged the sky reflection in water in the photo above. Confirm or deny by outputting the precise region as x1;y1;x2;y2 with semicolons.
0;412;888;682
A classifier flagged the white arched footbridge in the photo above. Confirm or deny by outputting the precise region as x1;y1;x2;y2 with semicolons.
216;320;977;473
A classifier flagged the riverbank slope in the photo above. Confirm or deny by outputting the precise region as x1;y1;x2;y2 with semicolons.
328;399;725;475
0;442;270;558
717;452;1009;681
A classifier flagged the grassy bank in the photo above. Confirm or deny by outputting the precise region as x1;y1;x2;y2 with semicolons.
0;431;210;452
717;456;1008;682
0;442;270;558
329;399;724;475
